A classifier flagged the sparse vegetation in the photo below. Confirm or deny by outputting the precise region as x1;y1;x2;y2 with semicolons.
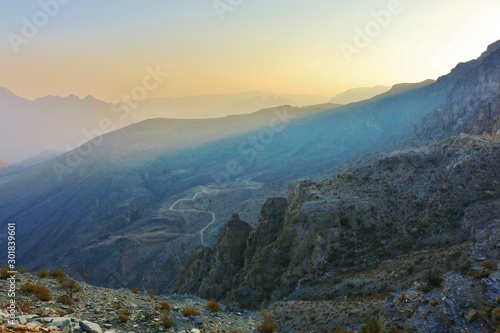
49;268;67;284
17;300;33;314
117;309;132;323
0;266;9;279
58;294;73;305
130;287;140;294
207;298;221;312
159;301;172;312
147;288;155;298
19;281;52;301
160;313;175;328
36;268;48;278
256;312;278;333
62;279;82;299
181;306;201;317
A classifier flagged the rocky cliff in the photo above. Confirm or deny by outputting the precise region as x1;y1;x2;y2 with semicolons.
410;44;500;143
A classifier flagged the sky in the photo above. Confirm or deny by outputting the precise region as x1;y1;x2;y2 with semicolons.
0;0;499;102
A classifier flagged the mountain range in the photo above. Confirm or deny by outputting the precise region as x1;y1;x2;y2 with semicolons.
0;39;499;332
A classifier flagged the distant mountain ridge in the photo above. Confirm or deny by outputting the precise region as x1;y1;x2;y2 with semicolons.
0;88;136;163
130;91;327;120
329;85;390;104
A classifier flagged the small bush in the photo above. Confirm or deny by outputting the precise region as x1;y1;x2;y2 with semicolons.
49;268;66;284
0;267;10;279
62;279;81;298
147;289;155;298
19;281;36;293
181;306;200;317
34;285;51;301
117;309;132;323
17;300;32;314
160;313;175;328
256;312;278;333
36;268;48;278
130;287;140;294
58;295;73;305
159;301;172;312
207;298;221;312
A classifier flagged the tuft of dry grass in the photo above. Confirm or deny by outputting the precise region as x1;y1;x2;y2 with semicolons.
117;309;132;323
256;312;278;333
130;287;140;294
19;281;52;301
160;313;175;328
17;300;33;314
49;268;67;284
58;295;73;305
207;298;221;312
181;306;201;317
159;301;172;312
36;268;48;278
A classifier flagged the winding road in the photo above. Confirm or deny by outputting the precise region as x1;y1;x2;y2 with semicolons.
169;184;262;246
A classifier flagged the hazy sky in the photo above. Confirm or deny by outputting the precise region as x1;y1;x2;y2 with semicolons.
0;0;499;102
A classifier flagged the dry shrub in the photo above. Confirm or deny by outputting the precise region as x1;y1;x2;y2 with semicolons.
181;306;200;317
18;300;33;314
49;268;67;284
58;295;73;306
159;301;172;312
147;289;155;298
34;285;51;301
131;287;140;294
0;267;10;279
161;313;175;328
207;298;221;312
256;312;278;333
36;268;48;278
117;309;132;323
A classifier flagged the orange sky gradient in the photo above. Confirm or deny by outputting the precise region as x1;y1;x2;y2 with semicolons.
0;0;499;102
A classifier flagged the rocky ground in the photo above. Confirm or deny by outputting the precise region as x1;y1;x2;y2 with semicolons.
0;271;264;333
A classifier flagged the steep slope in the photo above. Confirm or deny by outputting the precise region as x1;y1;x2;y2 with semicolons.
176;137;499;308
0;41;498;294
410;46;500;143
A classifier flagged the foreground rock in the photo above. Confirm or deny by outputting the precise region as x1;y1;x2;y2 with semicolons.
0;273;261;333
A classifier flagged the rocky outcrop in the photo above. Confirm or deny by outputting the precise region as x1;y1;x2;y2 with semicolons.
0;272;262;332
410;45;500;143
177;136;499;310
176;214;252;299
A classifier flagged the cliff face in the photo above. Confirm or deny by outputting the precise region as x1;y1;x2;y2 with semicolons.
176;214;252;299
410;46;500;142
177;136;499;309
